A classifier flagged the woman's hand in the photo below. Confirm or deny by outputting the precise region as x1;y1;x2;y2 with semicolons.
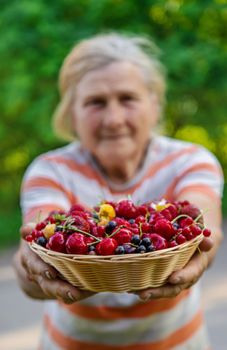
13;224;95;304
136;237;213;301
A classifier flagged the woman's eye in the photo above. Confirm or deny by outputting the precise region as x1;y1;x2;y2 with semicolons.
120;95;136;103
86;99;105;107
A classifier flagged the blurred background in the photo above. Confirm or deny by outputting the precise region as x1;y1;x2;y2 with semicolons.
0;0;227;349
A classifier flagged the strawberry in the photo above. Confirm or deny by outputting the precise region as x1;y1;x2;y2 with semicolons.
95;238;118;255
66;233;88;254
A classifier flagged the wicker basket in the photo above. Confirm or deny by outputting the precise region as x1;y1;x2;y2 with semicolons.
29;234;203;293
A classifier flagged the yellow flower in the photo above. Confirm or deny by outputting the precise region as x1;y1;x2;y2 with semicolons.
98;204;116;220
43;223;56;239
152;199;171;212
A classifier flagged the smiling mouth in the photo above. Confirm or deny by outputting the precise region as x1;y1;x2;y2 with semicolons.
101;134;130;140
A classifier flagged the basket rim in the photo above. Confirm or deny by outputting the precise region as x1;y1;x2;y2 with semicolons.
29;233;203;260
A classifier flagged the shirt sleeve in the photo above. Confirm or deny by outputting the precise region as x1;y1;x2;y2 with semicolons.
173;145;224;202
20;155;72;223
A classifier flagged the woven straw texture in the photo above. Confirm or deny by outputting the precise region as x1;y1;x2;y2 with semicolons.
30;234;203;292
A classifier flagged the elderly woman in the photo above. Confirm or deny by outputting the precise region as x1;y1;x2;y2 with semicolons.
14;33;223;349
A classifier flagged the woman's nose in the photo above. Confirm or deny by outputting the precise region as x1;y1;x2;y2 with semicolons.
102;101;125;127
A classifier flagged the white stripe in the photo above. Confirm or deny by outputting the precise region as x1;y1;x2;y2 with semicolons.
81;292;139;307
40;325;61;350
174;173;221;196
45;286;201;346
21;188;70;217
173;324;209;350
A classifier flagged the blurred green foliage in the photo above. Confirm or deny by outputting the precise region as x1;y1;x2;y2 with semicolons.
0;0;227;247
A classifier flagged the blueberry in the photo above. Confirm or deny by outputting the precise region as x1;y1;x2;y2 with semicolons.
36;236;47;247
128;219;135;224
140;237;151;247
135;245;146;253
105;221;117;234
88;245;96;252
173;222;179;229
146;244;155;252
115;246;125;254
131;234;140;245
93;213;99;220
55;225;63;232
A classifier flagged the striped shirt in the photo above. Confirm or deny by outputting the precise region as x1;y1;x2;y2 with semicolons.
21;135;223;350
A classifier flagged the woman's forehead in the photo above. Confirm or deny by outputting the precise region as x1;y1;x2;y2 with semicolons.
75;61;148;97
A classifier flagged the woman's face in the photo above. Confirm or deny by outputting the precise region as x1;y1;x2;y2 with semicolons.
72;61;160;171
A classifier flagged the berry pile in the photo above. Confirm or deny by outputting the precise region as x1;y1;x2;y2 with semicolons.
26;199;211;256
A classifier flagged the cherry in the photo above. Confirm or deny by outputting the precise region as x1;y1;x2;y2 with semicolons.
203;228;211;237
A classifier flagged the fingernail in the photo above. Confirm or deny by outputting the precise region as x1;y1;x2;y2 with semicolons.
142;293;153;302
171;277;181;284
67;291;76;302
45;270;54;280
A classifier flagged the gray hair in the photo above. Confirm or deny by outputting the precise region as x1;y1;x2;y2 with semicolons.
52;32;166;141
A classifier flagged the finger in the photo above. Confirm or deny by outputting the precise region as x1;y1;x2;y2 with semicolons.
199;237;213;252
20;222;36;239
137;283;187;301
168;252;208;285
21;242;57;280
36;276;94;304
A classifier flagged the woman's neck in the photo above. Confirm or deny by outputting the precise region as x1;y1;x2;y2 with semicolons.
92;141;151;184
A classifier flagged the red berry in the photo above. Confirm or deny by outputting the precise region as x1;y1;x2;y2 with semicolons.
176;234;187;244
113;228;132;245
136;205;148;217
149;233;168;250
66;233;88;254
190;224;202;237
179;217;194;228
135;215;146;224
203;228;211;237
154;219;174;240
168;240;178;248
25;234;33;242
69;204;86;212
48;232;66;252
35;221;46;231
115;200;137;219
140;222;151;233
95;238;118;255
71;215;90;232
